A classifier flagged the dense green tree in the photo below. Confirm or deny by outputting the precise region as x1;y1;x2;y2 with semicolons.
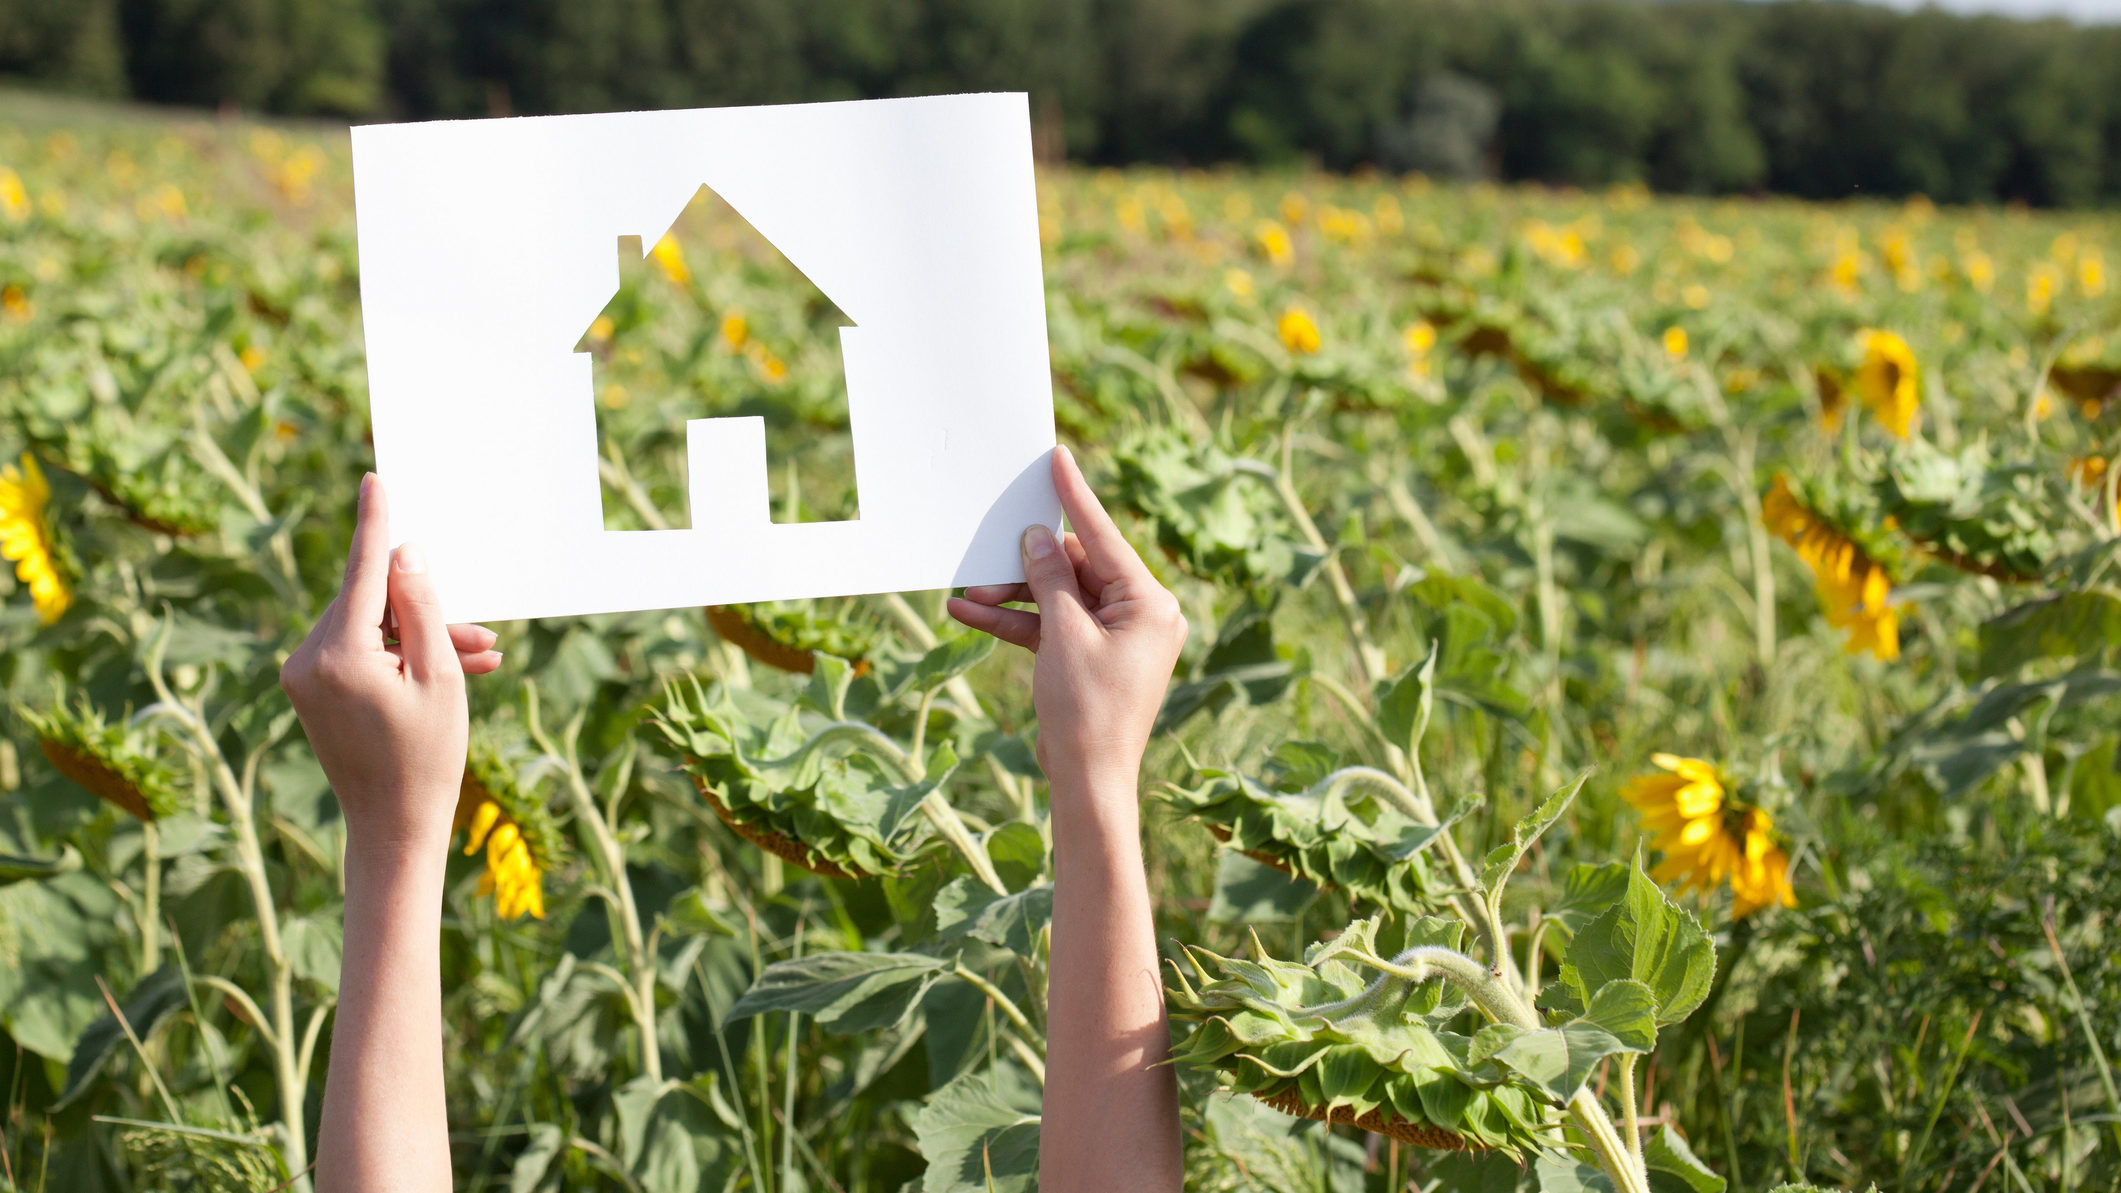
5;0;2120;205
117;0;382;114
0;0;128;97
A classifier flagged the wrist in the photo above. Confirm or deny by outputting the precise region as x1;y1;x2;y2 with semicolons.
344;834;451;885
1046;767;1145;848
342;808;457;884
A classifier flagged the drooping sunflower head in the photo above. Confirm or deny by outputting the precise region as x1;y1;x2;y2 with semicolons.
453;732;566;920
1761;474;1903;661
1853;329;1919;439
1165;916;1550;1155
1622;754;1795;918
17;695;186;822
703;600;886;676
0;452;71;625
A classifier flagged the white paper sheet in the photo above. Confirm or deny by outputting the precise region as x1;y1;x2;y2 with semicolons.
351;93;1058;623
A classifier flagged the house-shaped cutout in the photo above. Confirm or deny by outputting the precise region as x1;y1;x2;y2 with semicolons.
574;182;858;532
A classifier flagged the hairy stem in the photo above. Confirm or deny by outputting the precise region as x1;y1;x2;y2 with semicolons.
533;692;661;1084
1617;1054;1645;1175
139;820;161;974
793;720;1008;894
879;591;1030;815
1570;1088;1652;1193
158;687;306;1189
1319;945;1648;1193
1232;451;1385;689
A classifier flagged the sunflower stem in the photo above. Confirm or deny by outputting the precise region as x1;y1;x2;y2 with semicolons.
1324;944;1649;1193
1728;430;1778;671
139;820;161;974
148;623;309;1193
530;684;661;1084
1570;1087;1652;1193
920;793;1007;895
1618;1054;1646;1173
952;963;1046;1081
788;720;1008;894
1231;447;1385;689
879;590;1030;813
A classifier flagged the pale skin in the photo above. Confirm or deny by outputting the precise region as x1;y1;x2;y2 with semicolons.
286;448;1184;1193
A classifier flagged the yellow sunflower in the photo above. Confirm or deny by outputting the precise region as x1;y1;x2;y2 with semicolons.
650;233;690;286
452;771;550;920
1623;753;1796;918
1762;475;1901;660
1278;306;1321;355
1853;329;1919;439
1253;219;1294;267
0;453;70;624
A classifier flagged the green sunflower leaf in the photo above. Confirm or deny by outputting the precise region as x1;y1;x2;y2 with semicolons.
725;951;950;1032
1644;1125;1727;1193
1376;642;1439;758
1559;860;1715;1026
1979;588;2121;677
913;1061;1042;1193
904;630;997;696
1480;772;1588;906
934;877;1053;958
1550;862;1631;935
0;846;81;887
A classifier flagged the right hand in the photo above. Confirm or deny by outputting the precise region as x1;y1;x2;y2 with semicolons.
948;446;1188;793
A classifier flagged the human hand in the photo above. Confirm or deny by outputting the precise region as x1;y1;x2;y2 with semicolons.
948;446;1187;793
281;474;503;859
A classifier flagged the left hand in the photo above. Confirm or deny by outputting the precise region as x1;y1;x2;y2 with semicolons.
280;473;503;858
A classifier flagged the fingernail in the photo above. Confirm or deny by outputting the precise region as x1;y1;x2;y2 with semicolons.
394;542;427;574
1022;525;1057;561
1056;444;1074;466
359;472;375;504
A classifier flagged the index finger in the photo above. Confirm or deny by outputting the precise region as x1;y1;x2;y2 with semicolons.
339;473;393;627
1051;444;1145;586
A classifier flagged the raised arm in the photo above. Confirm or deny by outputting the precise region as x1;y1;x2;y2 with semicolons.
280;475;503;1193
948;446;1187;1193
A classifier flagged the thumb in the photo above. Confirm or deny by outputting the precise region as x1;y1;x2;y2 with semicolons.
1019;525;1089;632
386;543;456;681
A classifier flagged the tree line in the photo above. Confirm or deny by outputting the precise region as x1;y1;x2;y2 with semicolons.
5;0;2121;205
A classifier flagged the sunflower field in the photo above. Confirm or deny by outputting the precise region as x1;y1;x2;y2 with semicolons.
2;87;2120;1193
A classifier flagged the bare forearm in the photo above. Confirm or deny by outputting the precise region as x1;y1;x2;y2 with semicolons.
1040;771;1182;1193
317;837;452;1193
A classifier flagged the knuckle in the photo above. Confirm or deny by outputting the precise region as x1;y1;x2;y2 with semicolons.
310;652;361;693
278;653;308;697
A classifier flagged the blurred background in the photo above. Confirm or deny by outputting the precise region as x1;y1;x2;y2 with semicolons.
4;0;2121;204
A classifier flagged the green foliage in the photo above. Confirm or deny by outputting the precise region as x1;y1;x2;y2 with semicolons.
1111;425;1319;589
1875;438;2057;581
1165;918;1554;1155
1161;744;1450;913
54;965;187;1110
1554;859;1716;1026
725;951;950;1032
652;675;945;877
3;96;2120;1193
1700;817;2121;1190
912;1061;1043;1193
